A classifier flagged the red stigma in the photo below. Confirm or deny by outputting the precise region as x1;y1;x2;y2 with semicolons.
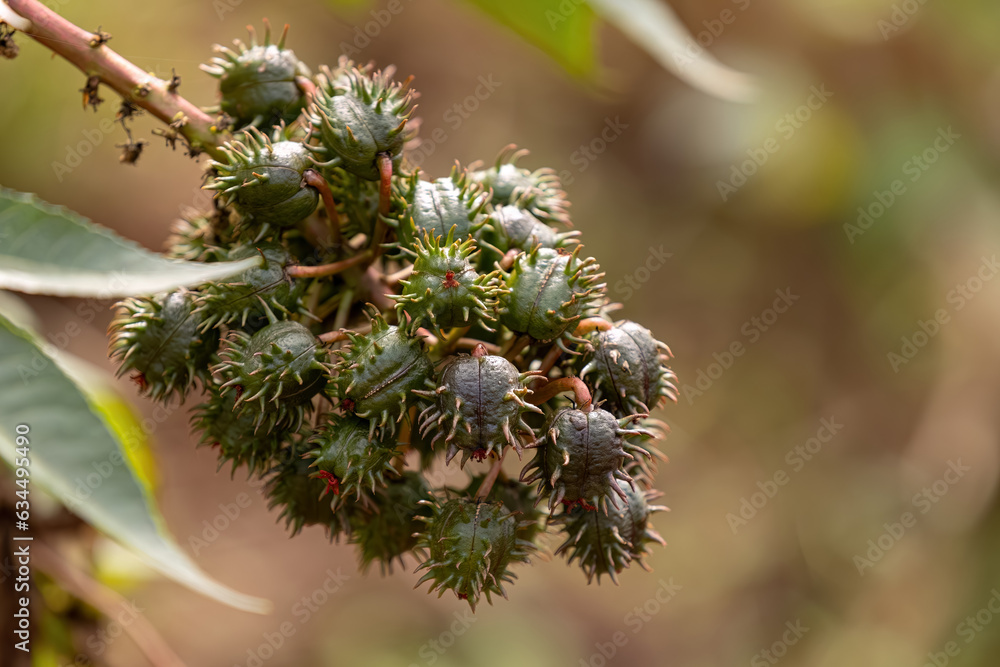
130;372;148;392
316;471;340;497
471;448;488;462
443;270;459;289
341;398;355;413
562;498;597;511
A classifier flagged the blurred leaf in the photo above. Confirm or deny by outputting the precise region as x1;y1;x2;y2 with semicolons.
587;0;757;102
457;0;597;78
0;187;261;297
0;312;271;614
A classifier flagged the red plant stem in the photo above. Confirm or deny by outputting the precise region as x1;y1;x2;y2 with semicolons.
286;251;370;279
367;152;393;262
475;448;508;500
503;334;531;361
301;169;342;252
538;345;563;376
6;0;227;159
575;317;613;335
528;376;592;412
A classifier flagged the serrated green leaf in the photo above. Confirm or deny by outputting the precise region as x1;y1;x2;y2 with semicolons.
0;187;261;297
0;311;271;614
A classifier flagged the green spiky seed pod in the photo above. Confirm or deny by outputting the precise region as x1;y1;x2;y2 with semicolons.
392;230;506;334
190;384;287;478
470;145;571;227
265;447;350;539
483;205;578;255
165;208;230;262
415;348;541;467
553;484;667;584
308;65;415;180
315;56;374;96
194;243;306;330
332;309;434;438
499;246;605;347
414;498;532;610
349;471;434;574
304;415;398;503
200;22;311;129
580;320;679;416
463;475;545;544
108;290;217;403
205;127;318;231
392;168;490;254
521;406;652;512
215;319;330;433
327;167;381;238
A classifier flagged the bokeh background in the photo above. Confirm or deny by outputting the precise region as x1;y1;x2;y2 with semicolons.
5;0;1000;665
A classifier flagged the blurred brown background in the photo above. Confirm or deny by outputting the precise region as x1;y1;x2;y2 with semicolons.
5;0;1000;665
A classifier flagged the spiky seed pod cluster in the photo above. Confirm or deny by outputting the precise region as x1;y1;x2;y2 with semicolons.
470;145;571;227
265;446;350;539
414;498;533;610
553;484;667;584
194;243;306;329
215;319;330;433
165;208;230;262
191;385;289;478
500;246;606;346
201;22;311;129
205;127;318;233
584;320;680;415
307;65;415;180
392;231;506;334
106;34;678;611
348;472;434;574
108;290;217;402
331;310;434;438
522;406;652;512
391;168;490;254
305;415;398;503
415;349;541;466
483;205;579;255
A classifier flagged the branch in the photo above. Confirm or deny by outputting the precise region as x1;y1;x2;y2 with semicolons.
527;376;592;412
33;540;185;667
5;0;227;159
